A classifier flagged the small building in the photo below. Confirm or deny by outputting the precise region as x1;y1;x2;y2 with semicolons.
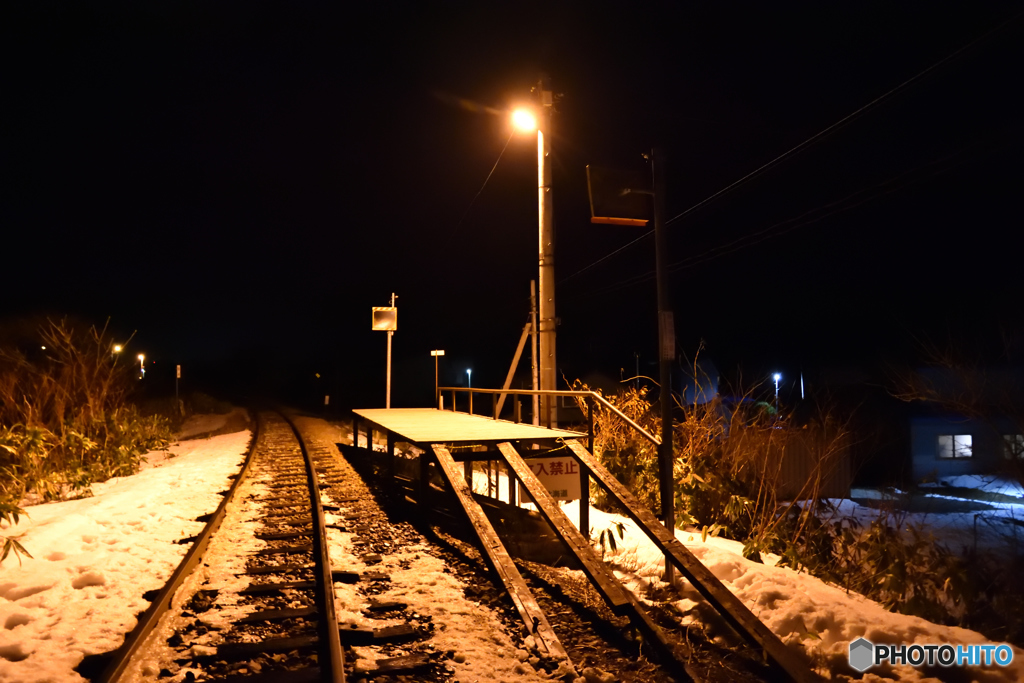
910;412;1022;482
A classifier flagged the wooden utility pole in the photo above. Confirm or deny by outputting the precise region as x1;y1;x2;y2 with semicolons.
652;148;675;583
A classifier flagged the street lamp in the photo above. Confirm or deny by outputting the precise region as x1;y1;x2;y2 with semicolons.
138;354;146;378
773;372;782;405
430;350;445;408
512;76;557;428
466;368;472;389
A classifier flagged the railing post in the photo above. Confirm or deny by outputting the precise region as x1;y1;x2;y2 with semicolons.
419;448;430;510
469;390;473;416
450;389;456;413
386;430;396;484
510;465;518;506
587;396;595;454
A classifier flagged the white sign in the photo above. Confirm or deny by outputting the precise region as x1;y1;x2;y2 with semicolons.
526;457;582;501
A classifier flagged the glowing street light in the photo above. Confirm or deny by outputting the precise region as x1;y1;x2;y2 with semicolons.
773;372;782;404
138;354;146;378
466;368;472;389
511;108;537;133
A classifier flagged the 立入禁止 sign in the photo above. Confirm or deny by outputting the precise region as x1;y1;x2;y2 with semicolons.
527;457;582;500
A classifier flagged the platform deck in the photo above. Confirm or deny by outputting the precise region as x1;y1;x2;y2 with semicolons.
352;408;583;444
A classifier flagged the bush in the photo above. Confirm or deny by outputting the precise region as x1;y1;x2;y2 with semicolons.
573;379;990;636
0;318;173;563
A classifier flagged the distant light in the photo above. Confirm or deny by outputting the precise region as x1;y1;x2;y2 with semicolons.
138;354;145;361
315;373;321;378
40;345;46;350
113;344;122;353
511;108;537;133
773;373;781;382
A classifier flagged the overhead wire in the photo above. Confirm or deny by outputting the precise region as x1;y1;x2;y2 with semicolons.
570;141;989;301
442;131;515;248
557;8;1024;288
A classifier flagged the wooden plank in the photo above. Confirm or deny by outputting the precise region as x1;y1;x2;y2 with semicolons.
354;653;431;676
494;443;701;678
564;439;822;683
237;607;317;623
494;442;630;615
432;445;570;663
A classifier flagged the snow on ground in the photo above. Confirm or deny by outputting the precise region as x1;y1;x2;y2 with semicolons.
176;407;250;440
471;467;1024;682
923;474;1024;499
0;428;251;683
295;419;554;683
3;416;1022;683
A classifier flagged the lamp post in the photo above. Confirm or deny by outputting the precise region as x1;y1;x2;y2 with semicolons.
138;354;145;378
431;350;445;408
512;75;557;428
466;368;472;389
773;372;782;407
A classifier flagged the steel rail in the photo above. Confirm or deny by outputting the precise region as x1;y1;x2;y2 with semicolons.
98;413;263;683
439;387;661;446
281;412;346;683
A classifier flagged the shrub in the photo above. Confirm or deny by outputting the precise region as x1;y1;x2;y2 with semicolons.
0;318;173;563
573;378;986;635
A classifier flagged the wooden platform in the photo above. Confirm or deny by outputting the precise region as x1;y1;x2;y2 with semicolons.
352;408;583;444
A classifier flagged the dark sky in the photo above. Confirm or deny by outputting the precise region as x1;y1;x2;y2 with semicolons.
4;2;1023;407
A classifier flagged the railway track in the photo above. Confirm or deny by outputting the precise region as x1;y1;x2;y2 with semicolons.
93;410;805;683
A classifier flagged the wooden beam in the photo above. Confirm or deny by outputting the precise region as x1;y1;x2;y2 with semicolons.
497;442;698;680
494;442;630;614
564;440;821;683
495;323;532;417
431;445;570;664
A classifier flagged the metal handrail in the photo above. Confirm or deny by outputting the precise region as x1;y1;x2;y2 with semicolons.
438;387;661;447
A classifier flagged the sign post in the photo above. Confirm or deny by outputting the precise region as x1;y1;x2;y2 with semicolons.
430;350;445;408
371;295;398;408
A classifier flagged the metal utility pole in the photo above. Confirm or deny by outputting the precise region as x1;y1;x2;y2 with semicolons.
651;148;675;583
536;76;557;428
529;279;540;425
387;292;396;408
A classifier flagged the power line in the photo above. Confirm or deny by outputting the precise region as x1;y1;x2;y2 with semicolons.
570;143;986;302
442;131;515;248
558;8;1024;287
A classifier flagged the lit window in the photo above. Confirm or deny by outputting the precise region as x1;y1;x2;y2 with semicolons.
938;434;972;458
1004;435;1024;460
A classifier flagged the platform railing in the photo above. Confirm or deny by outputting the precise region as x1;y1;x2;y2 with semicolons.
437;386;661;453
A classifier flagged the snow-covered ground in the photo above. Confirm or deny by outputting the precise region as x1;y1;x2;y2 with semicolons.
2;418;1022;682
470;468;1024;682
0;429;251;683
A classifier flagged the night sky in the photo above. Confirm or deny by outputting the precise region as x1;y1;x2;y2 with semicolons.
5;2;1023;409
